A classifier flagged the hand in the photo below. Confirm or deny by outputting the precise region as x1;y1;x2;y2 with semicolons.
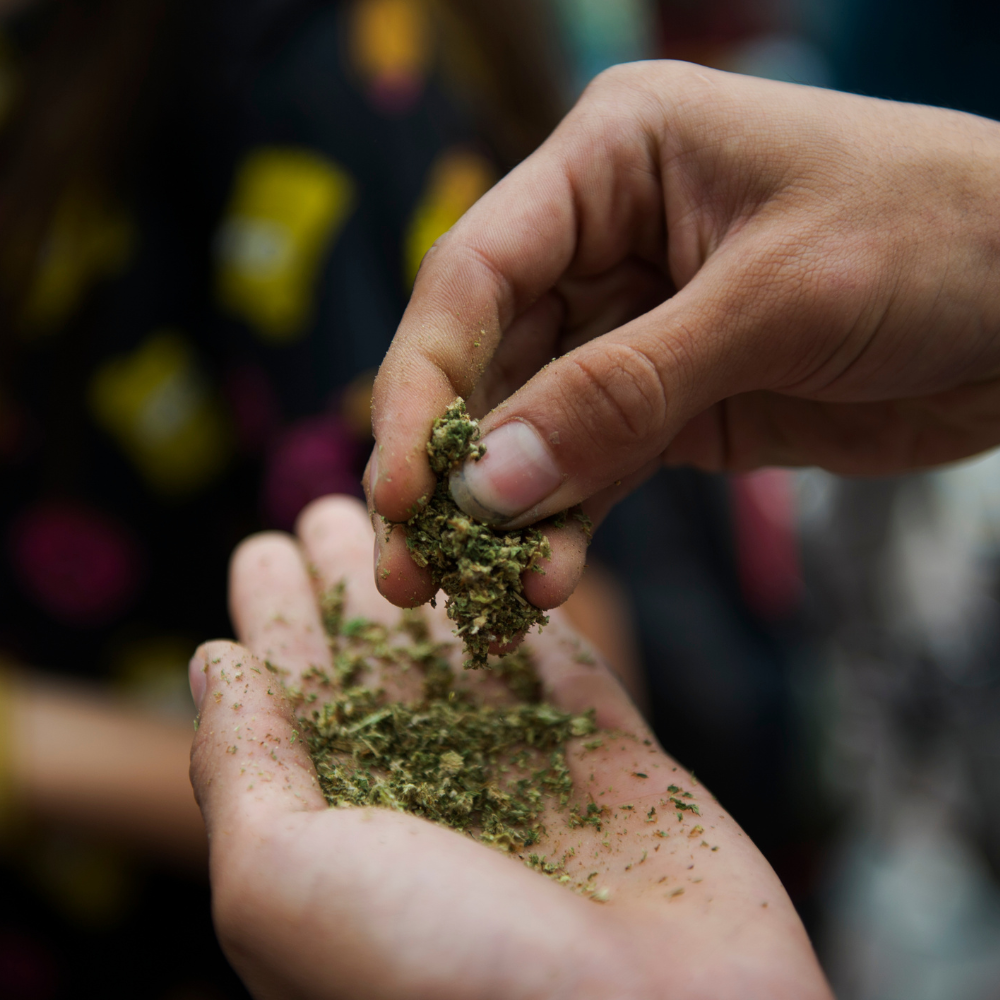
368;60;1000;610
188;496;831;1000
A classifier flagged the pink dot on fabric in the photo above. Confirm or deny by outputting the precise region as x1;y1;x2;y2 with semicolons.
263;415;364;530
9;502;142;626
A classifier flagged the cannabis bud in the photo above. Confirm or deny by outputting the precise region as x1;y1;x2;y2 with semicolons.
404;398;551;668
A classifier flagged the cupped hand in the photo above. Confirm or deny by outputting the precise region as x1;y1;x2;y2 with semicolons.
368;60;1000;610
189;496;830;1000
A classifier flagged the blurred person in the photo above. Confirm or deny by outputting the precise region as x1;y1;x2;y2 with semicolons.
0;0;566;995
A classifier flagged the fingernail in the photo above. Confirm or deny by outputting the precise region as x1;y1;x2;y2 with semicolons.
449;420;561;522
188;654;207;711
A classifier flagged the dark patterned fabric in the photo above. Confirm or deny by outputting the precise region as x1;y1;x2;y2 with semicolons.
0;2;495;996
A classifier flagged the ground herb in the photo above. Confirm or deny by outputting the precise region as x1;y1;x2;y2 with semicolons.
298;591;598;854
669;797;700;816
402;399;552;669
569;801;606;831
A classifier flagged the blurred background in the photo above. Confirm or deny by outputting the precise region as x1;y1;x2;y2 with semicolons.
1;1;1000;997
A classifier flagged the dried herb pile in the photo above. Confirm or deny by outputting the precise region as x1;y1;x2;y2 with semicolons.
402;399;552;668
297;590;597;852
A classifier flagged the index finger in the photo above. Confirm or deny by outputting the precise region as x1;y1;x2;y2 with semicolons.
369;68;667;523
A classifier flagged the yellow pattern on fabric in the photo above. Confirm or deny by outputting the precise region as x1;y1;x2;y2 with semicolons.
88;331;230;496
215;148;355;342
351;0;430;90
404;148;494;285
20;192;133;336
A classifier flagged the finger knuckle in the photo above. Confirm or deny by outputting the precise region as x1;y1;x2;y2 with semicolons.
584;62;635;96
566;341;669;448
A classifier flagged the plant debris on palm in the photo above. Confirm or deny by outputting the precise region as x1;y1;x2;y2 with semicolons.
297;590;596;852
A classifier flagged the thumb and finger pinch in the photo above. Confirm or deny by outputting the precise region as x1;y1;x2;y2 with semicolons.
368;243;781;614
369;95;669;523
366;69;820;612
370;58;1000;617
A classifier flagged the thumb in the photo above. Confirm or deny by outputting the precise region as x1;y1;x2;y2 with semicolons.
188;640;325;839
447;259;777;528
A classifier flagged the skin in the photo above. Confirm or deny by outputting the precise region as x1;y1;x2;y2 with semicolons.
188;496;831;1000
7;678;205;868
367;60;1000;612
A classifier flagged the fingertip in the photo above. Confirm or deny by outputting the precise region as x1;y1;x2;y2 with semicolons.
521;519;589;610
228;530;297;589
374;520;438;608
295;493;370;545
370;438;436;524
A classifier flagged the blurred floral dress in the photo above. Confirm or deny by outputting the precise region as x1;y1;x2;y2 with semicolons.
0;1;495;996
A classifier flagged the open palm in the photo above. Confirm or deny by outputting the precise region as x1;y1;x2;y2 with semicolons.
189;496;830;999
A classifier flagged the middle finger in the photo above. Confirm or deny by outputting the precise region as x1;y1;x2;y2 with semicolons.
229;530;330;682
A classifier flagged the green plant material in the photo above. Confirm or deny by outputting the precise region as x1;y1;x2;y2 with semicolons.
426;400;487;474
568;801;606;831
403;399;552;669
298;593;597;853
670;798;700;815
319;580;346;636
